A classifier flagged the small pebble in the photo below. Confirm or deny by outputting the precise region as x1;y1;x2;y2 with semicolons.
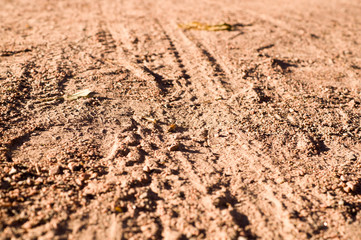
128;150;142;162
343;186;351;193
137;174;150;184
9;167;17;175
80;173;91;181
68;162;81;172
173;133;182;140
139;192;148;199
143;165;151;173
90;172;98;179
123;134;139;146
287;115;297;124
75;178;83;186
275;177;285;184
22;221;33;229
49;165;61;175
347;153;357;161
238;237;248;240
200;129;208;138
168;143;181;151
346;182;356;191
35;177;43;185
26;178;33;186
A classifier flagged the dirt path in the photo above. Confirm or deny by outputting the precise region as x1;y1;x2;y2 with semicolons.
1;0;361;239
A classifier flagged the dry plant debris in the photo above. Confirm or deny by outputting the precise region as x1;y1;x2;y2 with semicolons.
64;89;95;101
178;22;234;31
1;0;361;239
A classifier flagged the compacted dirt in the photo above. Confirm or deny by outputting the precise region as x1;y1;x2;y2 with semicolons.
1;0;361;239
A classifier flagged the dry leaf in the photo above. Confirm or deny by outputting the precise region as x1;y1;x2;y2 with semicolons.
64;89;94;101
168;124;177;132
178;22;233;31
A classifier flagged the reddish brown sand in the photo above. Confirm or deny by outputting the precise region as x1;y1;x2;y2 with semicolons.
1;0;361;239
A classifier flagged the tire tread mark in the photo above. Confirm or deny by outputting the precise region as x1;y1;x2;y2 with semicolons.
180;30;234;96
213;131;327;238
95;26;117;54
0;48;32;57
154;19;191;84
100;22;166;96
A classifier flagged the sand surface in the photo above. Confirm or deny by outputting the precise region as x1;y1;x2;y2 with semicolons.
1;0;361;239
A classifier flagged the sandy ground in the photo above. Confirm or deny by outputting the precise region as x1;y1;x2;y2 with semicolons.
1;0;361;239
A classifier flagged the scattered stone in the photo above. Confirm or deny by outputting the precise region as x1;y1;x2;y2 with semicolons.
343;186;351;193
80;173;91;181
168;143;181;151
128;188;136;195
343;182;356;193
22;220;34;229
295;169;305;176
296;134;313;152
172;133;182;140
26;178;34;186
163;228;182;240
116;145;130;157
347;99;356;108
49;165;62;175
200;129;208;138
35;177;43;185
238;237;248;240
127;149;143;162
347;153;357;161
68;162;82;172
90;172;98;179
123;134;140;146
140;222;160;239
137;126;151;137
9;167;17;175
137;174;150;185
287;115;297;124
275;176;285;184
143;165;151;173
338;181;345;188
139;192;148;199
75;178;83;186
